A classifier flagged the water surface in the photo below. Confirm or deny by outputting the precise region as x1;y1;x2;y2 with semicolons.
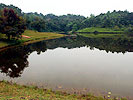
0;36;133;98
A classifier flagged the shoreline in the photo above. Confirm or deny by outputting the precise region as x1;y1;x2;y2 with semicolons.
0;36;66;52
0;30;66;51
0;32;131;100
0;80;128;100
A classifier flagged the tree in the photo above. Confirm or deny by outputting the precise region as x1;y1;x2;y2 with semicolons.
124;27;133;36
72;24;78;32
30;17;45;32
0;8;26;40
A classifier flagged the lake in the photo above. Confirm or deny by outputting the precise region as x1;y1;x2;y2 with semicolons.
0;36;133;99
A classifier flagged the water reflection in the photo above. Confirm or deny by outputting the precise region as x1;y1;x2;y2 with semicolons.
1;36;133;78
0;36;133;98
0;41;47;78
79;36;133;53
46;36;133;53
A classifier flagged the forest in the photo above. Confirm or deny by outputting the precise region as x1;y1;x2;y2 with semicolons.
0;3;132;33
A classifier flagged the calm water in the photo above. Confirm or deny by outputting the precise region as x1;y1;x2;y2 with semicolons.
0;36;133;98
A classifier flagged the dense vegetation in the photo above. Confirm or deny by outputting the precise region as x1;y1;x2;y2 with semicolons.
0;3;132;33
81;11;133;29
0;8;26;40
0;3;85;32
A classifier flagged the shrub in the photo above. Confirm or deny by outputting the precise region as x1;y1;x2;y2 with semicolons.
124;27;133;36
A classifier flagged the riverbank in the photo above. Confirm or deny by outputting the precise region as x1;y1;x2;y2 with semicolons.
0;30;65;49
78;33;132;39
77;27;123;33
0;81;127;100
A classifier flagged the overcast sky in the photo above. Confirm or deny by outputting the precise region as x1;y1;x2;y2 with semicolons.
1;0;133;17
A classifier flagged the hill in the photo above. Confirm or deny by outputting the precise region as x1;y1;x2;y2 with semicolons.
0;3;133;32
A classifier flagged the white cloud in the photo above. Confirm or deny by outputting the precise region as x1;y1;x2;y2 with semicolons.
0;0;133;16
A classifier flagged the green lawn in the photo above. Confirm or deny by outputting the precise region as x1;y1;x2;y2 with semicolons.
0;30;65;48
0;42;9;47
22;30;64;41
79;33;126;38
77;27;123;33
0;81;127;100
0;40;19;48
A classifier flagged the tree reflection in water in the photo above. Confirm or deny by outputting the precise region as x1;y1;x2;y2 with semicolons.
0;48;29;78
0;41;47;78
1;36;133;78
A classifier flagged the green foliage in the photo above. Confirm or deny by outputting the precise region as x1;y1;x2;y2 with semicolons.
22;13;85;32
72;24;78;32
80;10;133;29
0;8;26;40
114;26;120;31
0;33;3;38
0;3;132;33
0;3;22;15
79;33;124;38
125;27;133;33
44;14;85;32
78;27;123;32
23;13;45;32
124;27;133;36
30;17;45;32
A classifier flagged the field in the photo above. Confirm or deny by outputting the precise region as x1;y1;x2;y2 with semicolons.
77;27;123;33
0;30;65;48
22;30;64;41
78;33;127;39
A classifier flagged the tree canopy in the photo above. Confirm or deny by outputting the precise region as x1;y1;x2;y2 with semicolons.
0;3;133;33
0;8;26;40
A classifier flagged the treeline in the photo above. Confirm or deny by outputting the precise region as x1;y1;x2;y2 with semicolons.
24;13;85;32
0;3;85;32
81;11;133;30
0;3;133;32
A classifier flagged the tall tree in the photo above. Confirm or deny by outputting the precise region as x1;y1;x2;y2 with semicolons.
0;8;26;40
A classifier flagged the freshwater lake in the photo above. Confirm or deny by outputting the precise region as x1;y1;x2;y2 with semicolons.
0;36;133;99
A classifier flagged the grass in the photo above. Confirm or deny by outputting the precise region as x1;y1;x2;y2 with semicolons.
0;81;127;100
77;27;123;33
0;30;65;48
79;33;126;38
22;30;64;41
0;40;22;48
0;42;9;47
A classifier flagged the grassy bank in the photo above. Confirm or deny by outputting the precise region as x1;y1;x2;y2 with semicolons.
77;27;123;33
0;30;65;48
78;33;127;38
0;42;9;47
0;81;127;100
22;30;64;41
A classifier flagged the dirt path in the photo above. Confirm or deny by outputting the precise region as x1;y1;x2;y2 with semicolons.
22;35;31;38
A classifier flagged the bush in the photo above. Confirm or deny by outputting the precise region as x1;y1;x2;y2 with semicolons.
124;27;133;36
0;33;4;39
94;30;98;35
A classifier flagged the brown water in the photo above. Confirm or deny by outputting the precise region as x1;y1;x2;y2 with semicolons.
0;36;133;99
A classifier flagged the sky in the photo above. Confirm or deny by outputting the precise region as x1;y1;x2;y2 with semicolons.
1;0;133;17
